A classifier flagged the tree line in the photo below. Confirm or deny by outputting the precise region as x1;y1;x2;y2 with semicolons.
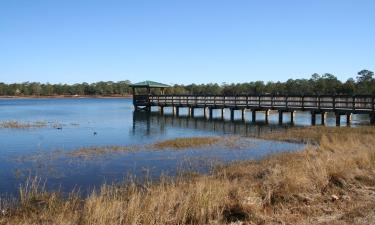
0;70;374;96
165;70;375;95
0;81;133;96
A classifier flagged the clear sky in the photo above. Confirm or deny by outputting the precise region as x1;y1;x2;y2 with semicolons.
0;0;374;85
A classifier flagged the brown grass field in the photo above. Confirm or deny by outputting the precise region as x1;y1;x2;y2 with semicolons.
1;126;375;225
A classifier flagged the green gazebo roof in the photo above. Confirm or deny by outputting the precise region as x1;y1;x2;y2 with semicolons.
130;80;171;88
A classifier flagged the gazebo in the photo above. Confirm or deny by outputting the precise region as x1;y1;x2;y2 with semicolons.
130;80;170;95
130;80;170;111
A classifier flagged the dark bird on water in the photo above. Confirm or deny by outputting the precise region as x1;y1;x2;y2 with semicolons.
93;132;97;136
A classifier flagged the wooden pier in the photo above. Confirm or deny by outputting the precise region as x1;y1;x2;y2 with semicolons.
133;94;375;126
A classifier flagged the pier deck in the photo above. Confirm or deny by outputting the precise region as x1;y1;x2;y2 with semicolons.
133;94;375;125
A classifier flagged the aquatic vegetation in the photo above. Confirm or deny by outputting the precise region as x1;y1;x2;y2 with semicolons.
2;127;375;224
151;136;221;149
67;145;140;158
0;121;47;129
16;136;251;161
0;120;81;129
150;136;246;150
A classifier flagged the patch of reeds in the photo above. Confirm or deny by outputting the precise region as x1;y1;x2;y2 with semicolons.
67;145;140;158
19;136;246;160
0;121;47;129
0;120;79;129
151;136;229;149
2;127;375;224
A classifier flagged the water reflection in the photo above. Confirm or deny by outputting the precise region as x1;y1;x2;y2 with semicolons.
133;107;372;137
132;110;288;138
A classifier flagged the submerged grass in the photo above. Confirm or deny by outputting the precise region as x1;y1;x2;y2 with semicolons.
0;120;70;129
151;137;221;149
0;121;47;129
2;127;375;224
36;136;245;159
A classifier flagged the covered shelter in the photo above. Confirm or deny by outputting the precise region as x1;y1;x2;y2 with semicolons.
130;81;171;111
130;80;170;95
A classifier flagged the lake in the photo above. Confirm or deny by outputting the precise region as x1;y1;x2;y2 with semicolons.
0;98;369;196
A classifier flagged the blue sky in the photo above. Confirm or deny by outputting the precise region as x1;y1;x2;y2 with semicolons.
0;0;374;85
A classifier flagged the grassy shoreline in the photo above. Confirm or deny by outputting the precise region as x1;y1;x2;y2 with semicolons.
1;127;375;224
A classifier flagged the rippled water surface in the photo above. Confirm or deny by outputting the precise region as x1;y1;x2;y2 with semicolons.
0;98;368;195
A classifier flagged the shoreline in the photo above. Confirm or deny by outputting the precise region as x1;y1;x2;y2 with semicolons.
0;95;133;99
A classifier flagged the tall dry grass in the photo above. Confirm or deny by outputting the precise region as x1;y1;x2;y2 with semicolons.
1;127;375;225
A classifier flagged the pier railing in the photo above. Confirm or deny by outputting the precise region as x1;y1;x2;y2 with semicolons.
138;94;375;113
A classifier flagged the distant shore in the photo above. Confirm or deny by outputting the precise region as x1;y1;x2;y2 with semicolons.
0;95;133;99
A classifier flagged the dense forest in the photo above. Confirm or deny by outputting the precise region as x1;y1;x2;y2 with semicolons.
0;70;374;96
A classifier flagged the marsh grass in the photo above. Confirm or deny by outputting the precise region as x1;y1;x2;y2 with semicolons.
17;136;248;160
2;127;375;224
151;137;221;149
0;120;73;129
67;145;141;158
0;121;47;129
151;136;246;150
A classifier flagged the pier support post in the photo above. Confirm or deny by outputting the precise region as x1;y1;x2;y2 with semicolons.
252;110;256;123
230;109;235;121
265;110;269;123
221;108;224;119
242;109;245;121
335;113;341;126
175;107;179;116
160;106;164;115
204;107;207;119
278;111;283;124
190;107;194;117
290;111;295;124
209;108;213;120
321;112;326;125
346;113;352;126
311;112;316;126
371;114;375;124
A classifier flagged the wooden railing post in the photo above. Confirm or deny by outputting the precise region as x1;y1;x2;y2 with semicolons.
317;95;321;110
372;95;375;112
333;94;336;111
258;95;261;108
352;95;356;111
246;96;249;108
271;94;274;108
301;95;304;110
285;95;288;109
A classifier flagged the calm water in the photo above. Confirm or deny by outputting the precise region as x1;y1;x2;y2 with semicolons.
0;98;368;196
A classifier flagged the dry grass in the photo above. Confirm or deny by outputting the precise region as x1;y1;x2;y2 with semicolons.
1;127;375;225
